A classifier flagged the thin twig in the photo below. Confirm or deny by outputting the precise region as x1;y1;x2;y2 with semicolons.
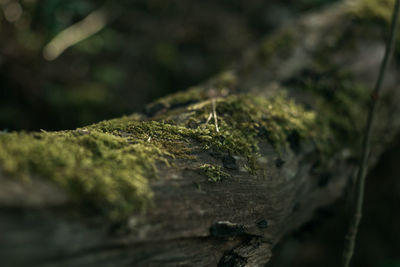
211;98;220;132
205;113;213;125
342;1;400;266
204;89;220;132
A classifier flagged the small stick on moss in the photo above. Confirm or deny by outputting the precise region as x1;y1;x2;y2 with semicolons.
342;1;400;266
205;89;220;132
211;98;220;132
205;113;213;125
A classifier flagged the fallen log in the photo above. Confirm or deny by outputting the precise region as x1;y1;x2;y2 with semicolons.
1;1;400;266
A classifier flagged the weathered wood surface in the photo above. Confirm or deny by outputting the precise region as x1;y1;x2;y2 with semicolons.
1;1;400;266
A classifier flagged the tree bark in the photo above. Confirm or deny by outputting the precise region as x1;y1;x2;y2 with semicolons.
1;1;400;266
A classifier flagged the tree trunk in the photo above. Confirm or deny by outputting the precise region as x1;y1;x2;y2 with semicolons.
1;1;399;266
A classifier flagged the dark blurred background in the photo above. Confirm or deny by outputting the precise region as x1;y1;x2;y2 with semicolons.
268;136;400;267
1;1;399;266
0;0;336;131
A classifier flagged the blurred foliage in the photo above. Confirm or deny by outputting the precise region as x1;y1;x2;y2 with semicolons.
0;0;337;131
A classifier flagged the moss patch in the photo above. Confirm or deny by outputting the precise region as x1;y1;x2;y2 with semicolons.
187;93;316;155
0;128;164;219
145;71;237;117
284;64;370;158
199;164;231;182
0;92;318;219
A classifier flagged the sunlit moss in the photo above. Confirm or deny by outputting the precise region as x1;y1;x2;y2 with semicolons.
0;92;318;219
0;129;158;219
186;93;316;155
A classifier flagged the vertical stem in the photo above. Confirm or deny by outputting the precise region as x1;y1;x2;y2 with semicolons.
211;98;220;132
342;1;400;267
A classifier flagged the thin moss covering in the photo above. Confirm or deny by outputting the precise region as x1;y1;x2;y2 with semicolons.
0;92;317;219
199;164;231;182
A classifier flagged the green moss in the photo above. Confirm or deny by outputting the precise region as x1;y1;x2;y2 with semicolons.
285;65;370;158
0;113;197;219
186;93;316;156
146;71;237;116
0;92;318;219
199;164;231;182
0;130;159;219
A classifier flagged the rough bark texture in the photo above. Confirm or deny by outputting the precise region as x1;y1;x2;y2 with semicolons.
1;1;400;266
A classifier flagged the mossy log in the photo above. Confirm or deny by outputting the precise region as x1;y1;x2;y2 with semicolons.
1;1;400;266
